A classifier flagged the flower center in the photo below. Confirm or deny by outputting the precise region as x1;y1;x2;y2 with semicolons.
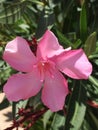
38;60;49;72
37;60;55;82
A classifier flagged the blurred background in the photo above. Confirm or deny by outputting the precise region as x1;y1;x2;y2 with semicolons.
0;0;98;130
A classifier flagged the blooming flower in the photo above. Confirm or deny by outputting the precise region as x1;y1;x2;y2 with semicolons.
3;30;92;112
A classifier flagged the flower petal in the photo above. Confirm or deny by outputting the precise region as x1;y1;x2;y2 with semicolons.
55;49;92;79
3;68;42;101
41;68;68;112
37;30;65;59
3;37;37;72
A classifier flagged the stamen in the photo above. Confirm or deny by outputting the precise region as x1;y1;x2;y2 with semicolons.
37;60;55;81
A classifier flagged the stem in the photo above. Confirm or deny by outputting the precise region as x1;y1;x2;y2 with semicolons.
4;108;48;130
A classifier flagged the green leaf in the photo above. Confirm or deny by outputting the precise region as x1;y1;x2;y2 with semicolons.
12;99;28;119
0;60;4;67
52;28;73;48
35;5;55;39
88;110;98;129
28;92;42;110
48;0;62;8
43;110;53;130
89;76;98;88
80;118;93;130
80;0;87;42
64;81;87;130
82;77;98;101
73;39;82;49
81;109;98;130
0;0;6;3
84;32;97;56
63;0;74;18
50;112;65;130
0;0;26;24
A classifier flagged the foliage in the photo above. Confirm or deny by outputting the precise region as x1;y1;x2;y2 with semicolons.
0;0;98;130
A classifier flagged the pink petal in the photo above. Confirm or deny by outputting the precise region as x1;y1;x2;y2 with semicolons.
54;49;92;79
41;68;69;112
3;37;37;72
3;67;42;101
37;30;65;59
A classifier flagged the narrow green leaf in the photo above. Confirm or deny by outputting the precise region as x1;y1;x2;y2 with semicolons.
0;60;4;67
73;39;82;49
0;0;6;3
88;110;98;129
89;54;98;59
0;1;26;24
63;0;74;18
80;1;87;42
28;0;44;6
82;78;98;101
80;118;93;130
89;76;98;88
84;110;98;130
84;32;96;56
43;110;53;129
12;99;28;118
50;112;65;130
64;81;86;130
35;5;55;39
52;28;73;48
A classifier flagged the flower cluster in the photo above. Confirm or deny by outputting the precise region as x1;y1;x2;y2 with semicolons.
3;30;92;112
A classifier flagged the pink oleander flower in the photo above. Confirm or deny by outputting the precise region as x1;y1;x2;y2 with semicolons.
3;30;92;112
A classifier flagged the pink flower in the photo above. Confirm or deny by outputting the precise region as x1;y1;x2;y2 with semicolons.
3;30;92;112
